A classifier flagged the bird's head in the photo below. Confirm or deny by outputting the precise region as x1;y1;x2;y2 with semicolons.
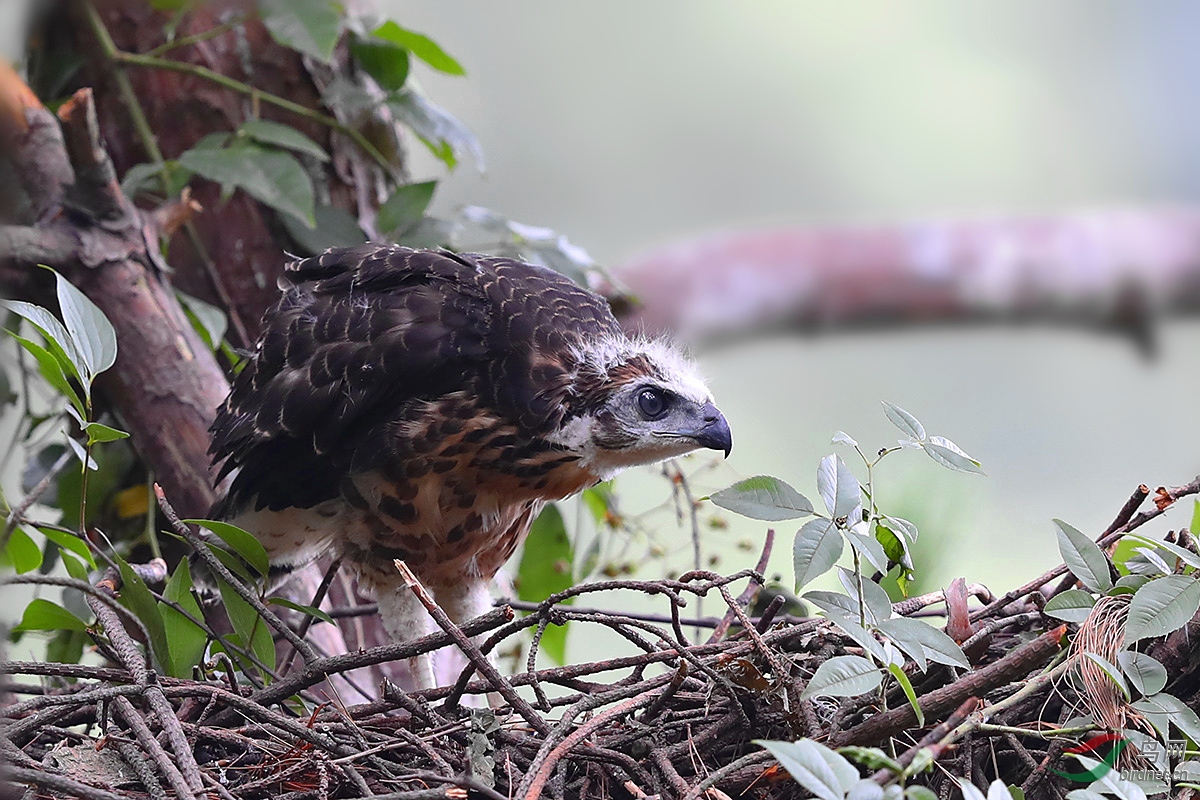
554;335;733;479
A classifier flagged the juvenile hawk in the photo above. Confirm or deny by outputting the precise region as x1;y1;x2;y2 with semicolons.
209;245;731;686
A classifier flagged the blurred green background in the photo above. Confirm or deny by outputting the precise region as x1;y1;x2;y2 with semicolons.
388;0;1200;599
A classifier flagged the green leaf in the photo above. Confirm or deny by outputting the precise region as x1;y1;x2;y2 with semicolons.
258;0;342;62
1065;756;1142;800
269;596;335;625
377;181;438;237
817;454;860;518
1132;546;1172;575
888;661;923;726
793;518;843;591
1054;519;1114;594
517;505;573;664
756;739;859;800
217;579;256;644
350;36;410;91
831;431;858;447
1124;574;1200;645
60;551;90;582
279;204;367;255
388;89;483;171
823;609;887;662
84;422;129;446
1082;652;1130;701
847;780;884;800
709;475;813;521
846;528;889;575
801;654;882;699
837;568;893;624
1121;532;1200;571
205;541;257;583
1118;651;1167;696
180;142;316;227
3;299;87;386
922;436;985;475
176;290;228;352
65;437;97;471
6;333;85;417
5;527;43;574
121;162;165;196
161;559;208;678
1192;500;1200;537
1063;791;1109;800
876;516;917;572
881;401;926;441
49;268;117;378
217;579;275;675
876;616;970;669
1112;574;1149;593
239;119;329;162
1043;589;1097;622
803;590;863;620
14;598;89;632
45;629;88;664
249;615;276;676
371;21;465;75
905;788;938;800
116;555;171;673
836;746;902;773
184;519;270;577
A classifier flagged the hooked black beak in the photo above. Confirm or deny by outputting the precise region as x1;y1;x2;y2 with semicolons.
690;402;732;458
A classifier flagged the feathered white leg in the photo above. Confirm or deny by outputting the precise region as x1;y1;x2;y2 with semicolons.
374;577;437;691
435;578;493;632
434;578;504;708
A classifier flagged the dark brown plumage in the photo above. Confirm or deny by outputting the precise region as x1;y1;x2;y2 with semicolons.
209;245;730;687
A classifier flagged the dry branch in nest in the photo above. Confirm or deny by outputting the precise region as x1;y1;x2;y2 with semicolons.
3;476;1198;800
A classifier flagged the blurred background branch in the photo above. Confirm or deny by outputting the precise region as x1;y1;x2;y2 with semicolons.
615;211;1200;353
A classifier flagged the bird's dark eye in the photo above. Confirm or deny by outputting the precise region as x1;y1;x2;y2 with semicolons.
637;387;668;420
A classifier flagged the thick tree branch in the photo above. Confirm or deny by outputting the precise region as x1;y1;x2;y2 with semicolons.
615;213;1200;350
1;74;226;518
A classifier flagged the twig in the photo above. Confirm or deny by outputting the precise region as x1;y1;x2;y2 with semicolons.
2;765;130;800
108;730;168;800
871;698;980;785
832;626;1067;746
708;529;774;643
2;446;71;541
112;695;200;800
520;689;660;800
393;559;550;735
958;611;1041;653
278;556;344;677
107;50;394;175
87;572;205;796
245;606;510;710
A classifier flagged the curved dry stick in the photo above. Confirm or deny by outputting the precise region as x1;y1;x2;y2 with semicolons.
85;573;205;797
520;690;659;800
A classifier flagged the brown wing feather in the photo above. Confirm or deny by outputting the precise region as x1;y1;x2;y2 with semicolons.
209;245;620;516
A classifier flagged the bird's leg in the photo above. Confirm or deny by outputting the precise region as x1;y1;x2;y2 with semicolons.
435;579;505;708
374;578;438;691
